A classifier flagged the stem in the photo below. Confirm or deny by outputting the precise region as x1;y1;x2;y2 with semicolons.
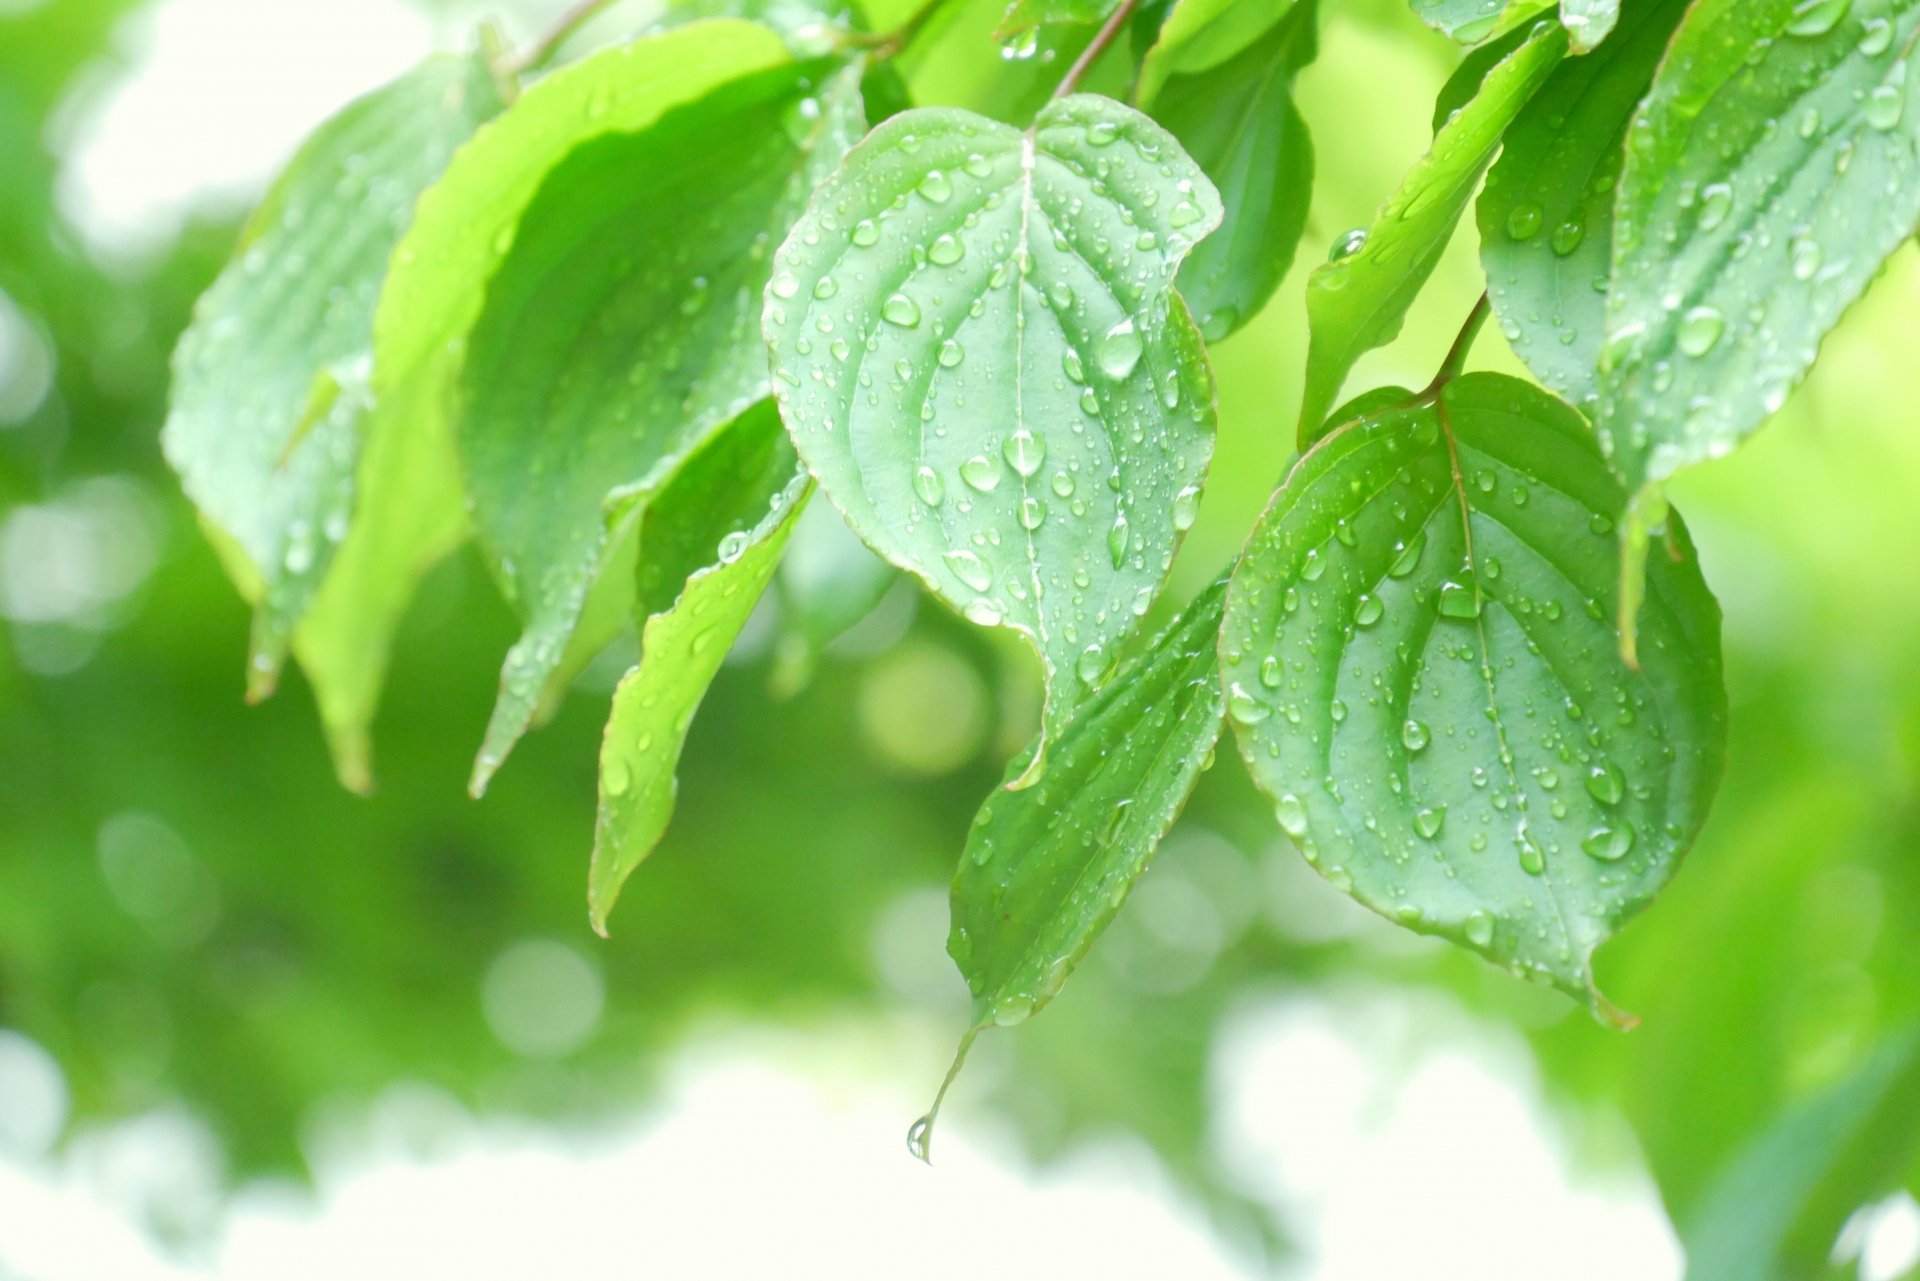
510;0;623;76
1053;0;1140;100
1422;292;1491;398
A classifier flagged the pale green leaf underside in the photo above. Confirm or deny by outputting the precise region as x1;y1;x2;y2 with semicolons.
1152;0;1316;341
999;0;1121;36
1297;21;1565;442
950;577;1227;1030
1224;373;1725;1013
1479;0;1686;414
764;96;1222;779
163;53;501;708
459;56;862;795
1598;0;1920;501
1135;0;1301;111
590;401;808;933
1408;0;1550;45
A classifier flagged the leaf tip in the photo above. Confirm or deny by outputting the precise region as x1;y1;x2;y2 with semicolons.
909;1025;982;1165
1590;987;1640;1032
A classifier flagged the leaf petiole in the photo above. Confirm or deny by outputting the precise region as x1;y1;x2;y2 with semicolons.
509;0;625;76
1052;0;1141;99
1420;292;1491;399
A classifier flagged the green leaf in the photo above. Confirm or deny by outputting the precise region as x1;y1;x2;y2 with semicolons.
949;577;1227;1031
590;400;809;933
1431;19;1530;133
1297;20;1564;445
162;53;503;713
1598;0;1920;635
1134;0;1300;111
1558;0;1617;53
764;96;1222;785
1408;0;1550;46
1479;0;1687;415
1150;0;1316;341
997;0;1122;39
1684;1026;1920;1281
1222;373;1726;1016
767;499;898;699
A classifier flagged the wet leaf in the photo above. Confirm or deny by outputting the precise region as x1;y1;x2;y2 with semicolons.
1134;0;1300;111
1479;0;1687;416
162;53;502;750
764;95;1221;784
998;0;1122;36
1558;0;1617;53
1408;0;1550;46
1297;20;1564;443
591;400;809;933
1223;373;1726;1015
1151;0;1316;342
1598;0;1920;641
456;54;863;794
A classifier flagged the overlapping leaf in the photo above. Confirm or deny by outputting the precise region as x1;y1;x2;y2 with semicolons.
162;53;502;715
1150;0;1316;341
763;96;1222;784
1479;0;1687;415
590;401;810;933
1407;0;1549;46
457;55;864;794
1297;20;1563;443
999;0;1122;36
1597;0;1920;625
1134;0;1300;110
1224;373;1726;1015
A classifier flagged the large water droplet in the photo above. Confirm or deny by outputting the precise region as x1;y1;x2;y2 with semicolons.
883;294;922;327
1414;807;1445;840
963;599;1003;625
717;530;750;564
1402;719;1430;752
1507;203;1543;241
1098;320;1143;380
604;755;631;796
1786;0;1849;36
1169;200;1202;228
1354;594;1384;627
1582;823;1635;861
1677;305;1724;357
1171;485;1200;531
1329;228;1367;261
1004;429;1045;477
813;276;837;300
1697;183;1733;231
1791;234;1823;280
1550;216;1585;256
929;233;964;265
1087;120;1119;146
939;339;965;368
1228;683;1270;725
1867;76;1905;130
944;550;994;592
1388;533;1426;578
1018;497;1046;529
852;219;880;247
1260;655;1282;688
1586;763;1625;805
960;455;1000;491
915;466;945;506
1438;580;1480;619
1274;794;1308;838
1108;512;1129;567
1077;643;1110;686
1861;17;1894;53
1464;910;1494;948
771;271;799;299
918;170;953;203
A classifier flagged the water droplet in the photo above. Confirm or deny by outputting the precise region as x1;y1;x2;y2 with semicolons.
883;294;921;327
1051;471;1075;497
914;466;944;506
1171;485;1200;531
604;756;631;796
1087;120;1119;146
1301;548;1326;581
1438;580;1480;619
1799;106;1822;137
830;338;850;360
1582;823;1635;861
1464;910;1494;947
961;455;1000;491
1260;655;1282;688
813;276;837;299
1062;350;1085;383
1274;794;1308;838
1861;17;1894;53
1098;320;1143;380
1697;183;1733;231
929;233;964;265
1131;587;1153;616
918;170;952;203
1354;594;1384;627
1586;763;1624;805
852;219;880;247
1228;683;1270;725
1506;203;1544;240
1518;831;1546;875
1868;78;1905;130
1018;497;1047;529
1589;513;1613;535
771;271;799;299
1329;228;1367;261
963;599;1002;626
1169;200;1203;228
1077;643;1110;685
939;339;964;368
1402;719;1430;752
1004;429;1045;477
1414;807;1445;840
965;153;992;177
1108;512;1129;567
1791;233;1823;280
1786;0;1848;37
1677;305;1724;357
1388;533;1426;578
1550;216;1585;256
944;550;994;591
717;530;750;564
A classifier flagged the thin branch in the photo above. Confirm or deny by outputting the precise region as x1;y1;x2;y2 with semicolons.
1052;0;1140;101
855;0;960;60
1422;292;1491;398
510;0;623;76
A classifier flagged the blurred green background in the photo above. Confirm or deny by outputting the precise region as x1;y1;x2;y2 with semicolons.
3;0;1919;1272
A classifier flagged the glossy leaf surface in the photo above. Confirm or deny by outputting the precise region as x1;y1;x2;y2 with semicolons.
950;577;1227;1031
999;0;1122;36
764;96;1222;781
1598;0;1920;499
1558;0;1617;52
163;54;502;703
458;56;862;794
1152;0;1316;341
590;401;809;933
1408;0;1550;45
1224;373;1726;1013
1297;21;1564;441
1134;0;1300;111
1479;0;1686;414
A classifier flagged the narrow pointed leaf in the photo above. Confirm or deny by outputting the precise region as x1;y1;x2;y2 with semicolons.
1135;0;1299;110
764;96;1222;783
1409;0;1550;45
1224;373;1726;1014
951;577;1227;1031
1297;21;1564;443
1597;0;1920;617
1479;0;1687;415
162;53;502;710
458;55;864;794
590;401;808;933
1150;0;1316;341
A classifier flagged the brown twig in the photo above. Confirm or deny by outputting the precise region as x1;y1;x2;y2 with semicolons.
1052;0;1141;100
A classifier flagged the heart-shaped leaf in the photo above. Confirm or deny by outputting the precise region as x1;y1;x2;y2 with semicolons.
162;52;503;774
1479;0;1687;416
1297;19;1564;443
764;95;1222;783
1598;0;1920;642
1150;0;1316;341
590;400;809;933
1223;372;1726;1016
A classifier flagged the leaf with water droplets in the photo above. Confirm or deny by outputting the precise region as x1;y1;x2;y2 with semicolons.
1558;0;1618;52
450;44;863;796
162;53;503;787
1479;0;1688;416
1297;20;1565;443
947;577;1226;1039
1408;0;1551;45
1149;0;1317;342
1600;0;1920;649
764;95;1222;784
591;401;809;934
998;0;1122;36
1223;373;1726;1016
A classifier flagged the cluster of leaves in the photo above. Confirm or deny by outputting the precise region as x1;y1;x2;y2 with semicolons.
165;0;1920;1225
